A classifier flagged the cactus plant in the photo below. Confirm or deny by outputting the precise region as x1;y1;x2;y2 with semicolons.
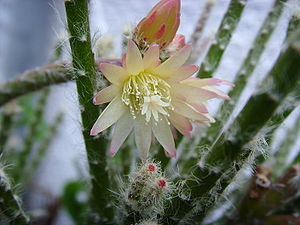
0;0;299;224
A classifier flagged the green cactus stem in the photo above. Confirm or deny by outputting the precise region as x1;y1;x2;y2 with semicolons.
192;27;300;214
25;112;64;180
271;113;300;180
64;0;113;223
0;109;14;155
266;85;300;135
197;0;247;78
180;1;287;173
0;64;77;107
0;59;122;107
167;28;300;222
13;89;49;183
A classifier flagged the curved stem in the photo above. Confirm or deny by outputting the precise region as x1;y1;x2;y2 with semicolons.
0;64;76;107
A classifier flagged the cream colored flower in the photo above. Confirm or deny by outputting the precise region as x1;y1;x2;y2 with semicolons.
91;40;232;159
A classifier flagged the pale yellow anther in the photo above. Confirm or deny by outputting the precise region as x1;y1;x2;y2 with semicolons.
121;72;171;121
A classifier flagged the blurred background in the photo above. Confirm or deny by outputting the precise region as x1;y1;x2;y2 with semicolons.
0;0;299;224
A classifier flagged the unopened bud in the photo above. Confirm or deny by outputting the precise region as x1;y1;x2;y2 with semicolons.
134;0;181;48
157;179;167;188
147;163;157;172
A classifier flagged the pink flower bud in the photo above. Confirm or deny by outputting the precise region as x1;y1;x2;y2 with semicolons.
135;0;181;48
157;179;167;188
147;163;157;172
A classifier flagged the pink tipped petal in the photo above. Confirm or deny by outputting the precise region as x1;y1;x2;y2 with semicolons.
134;115;152;160
186;101;208;113
219;80;235;86
172;100;210;122
165;150;176;158
109;112;134;157
152;116;176;158
169;112;193;138
202;86;231;100
169;64;199;82
154;44;192;77
171;125;178;139
126;40;144;75
90;97;126;136
100;63;128;85
93;85;119;105
143;44;160;70
170;82;218;102
182;78;234;87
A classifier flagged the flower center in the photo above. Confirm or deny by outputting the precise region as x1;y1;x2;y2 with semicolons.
121;72;171;122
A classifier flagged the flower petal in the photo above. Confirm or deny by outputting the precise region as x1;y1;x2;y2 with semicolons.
169;64;199;82
100;63;128;85
182;78;234;87
109;112;134;156
143;44;160;70
90;97;126;136
203;113;216;123
93;85;119;105
201;86;231;100
172;100;210;122
134;115;152;160
126;40;144;75
154;44;192;78
151;116;176;157
170;82;218;102
169;111;192;138
185;101;208;113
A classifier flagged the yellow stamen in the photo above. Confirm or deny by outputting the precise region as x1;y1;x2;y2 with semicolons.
122;72;171;121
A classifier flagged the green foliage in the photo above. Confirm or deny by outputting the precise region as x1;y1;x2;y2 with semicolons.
13;90;50;183
0;90;63;225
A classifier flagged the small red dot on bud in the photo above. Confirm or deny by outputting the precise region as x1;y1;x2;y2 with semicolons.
158;179;167;188
147;164;156;171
